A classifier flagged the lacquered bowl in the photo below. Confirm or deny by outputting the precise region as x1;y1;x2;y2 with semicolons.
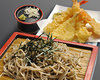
14;5;43;34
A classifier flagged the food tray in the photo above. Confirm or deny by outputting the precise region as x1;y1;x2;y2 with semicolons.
0;32;98;80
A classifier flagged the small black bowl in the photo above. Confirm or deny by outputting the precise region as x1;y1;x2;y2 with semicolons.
14;5;43;34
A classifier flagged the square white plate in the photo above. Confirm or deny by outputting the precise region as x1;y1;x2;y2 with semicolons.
37;5;100;45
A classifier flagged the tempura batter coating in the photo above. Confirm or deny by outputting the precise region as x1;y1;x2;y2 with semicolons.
53;8;73;23
43;20;60;34
52;17;76;41
76;27;92;43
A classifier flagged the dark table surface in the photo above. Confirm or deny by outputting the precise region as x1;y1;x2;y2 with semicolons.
0;0;100;79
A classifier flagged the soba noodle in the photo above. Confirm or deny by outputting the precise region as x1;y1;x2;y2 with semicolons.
0;35;91;80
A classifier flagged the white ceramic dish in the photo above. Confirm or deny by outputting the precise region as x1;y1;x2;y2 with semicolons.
37;5;100;43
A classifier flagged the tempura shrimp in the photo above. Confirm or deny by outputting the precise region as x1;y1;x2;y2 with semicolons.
72;0;88;15
79;9;100;36
72;0;100;36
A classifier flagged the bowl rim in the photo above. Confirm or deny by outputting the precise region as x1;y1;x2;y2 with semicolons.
14;5;43;25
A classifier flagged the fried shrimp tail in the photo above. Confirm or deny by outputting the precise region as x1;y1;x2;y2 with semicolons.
79;0;88;5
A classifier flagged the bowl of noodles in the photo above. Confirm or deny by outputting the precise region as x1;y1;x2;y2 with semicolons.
0;32;98;80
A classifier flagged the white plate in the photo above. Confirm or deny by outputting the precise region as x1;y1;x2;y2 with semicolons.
37;5;100;45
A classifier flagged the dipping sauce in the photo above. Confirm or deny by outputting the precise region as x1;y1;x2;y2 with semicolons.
14;5;43;34
17;6;41;23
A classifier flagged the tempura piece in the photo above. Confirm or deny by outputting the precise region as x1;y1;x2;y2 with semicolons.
52;25;75;41
44;8;73;34
79;9;100;36
72;0;88;15
88;19;100;36
72;0;81;15
52;16;76;41
72;0;88;22
53;8;72;24
43;20;60;34
92;22;100;36
75;20;86;30
76;27;92;43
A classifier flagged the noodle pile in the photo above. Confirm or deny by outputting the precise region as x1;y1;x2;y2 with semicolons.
0;34;91;80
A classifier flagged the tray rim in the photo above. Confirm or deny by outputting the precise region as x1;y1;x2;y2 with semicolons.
0;32;98;80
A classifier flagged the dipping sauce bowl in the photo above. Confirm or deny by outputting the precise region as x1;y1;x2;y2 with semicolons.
14;5;43;34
